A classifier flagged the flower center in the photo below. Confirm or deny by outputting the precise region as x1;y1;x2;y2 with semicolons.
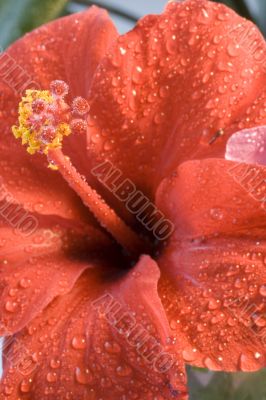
12;80;149;257
12;80;88;167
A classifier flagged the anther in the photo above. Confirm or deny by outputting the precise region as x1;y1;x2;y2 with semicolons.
50;80;69;98
12;80;90;159
32;99;46;114
70;119;88;135
72;97;90;116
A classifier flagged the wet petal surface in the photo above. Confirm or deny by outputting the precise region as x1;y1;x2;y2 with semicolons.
0;211;112;336
0;257;188;399
87;0;266;210
156;159;266;371
226;125;266;166
0;7;118;220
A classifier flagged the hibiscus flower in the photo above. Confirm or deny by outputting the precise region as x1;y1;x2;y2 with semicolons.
0;0;266;398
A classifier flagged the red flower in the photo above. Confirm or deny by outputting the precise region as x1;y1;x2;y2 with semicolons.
0;0;266;398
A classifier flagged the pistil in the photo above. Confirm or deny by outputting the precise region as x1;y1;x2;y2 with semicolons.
48;147;146;256
12;80;147;257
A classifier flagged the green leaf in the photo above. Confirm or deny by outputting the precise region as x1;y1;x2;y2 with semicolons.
187;367;234;400
187;367;266;400
233;370;266;400
0;0;68;48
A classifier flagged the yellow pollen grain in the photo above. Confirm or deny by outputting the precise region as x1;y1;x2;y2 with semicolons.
12;89;72;159
48;163;59;171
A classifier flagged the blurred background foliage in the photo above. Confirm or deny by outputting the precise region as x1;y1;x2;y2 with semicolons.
187;367;266;400
0;0;265;48
0;0;265;399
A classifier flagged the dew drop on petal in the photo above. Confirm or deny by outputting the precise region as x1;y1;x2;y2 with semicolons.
71;335;86;350
209;208;224;221
19;278;32;289
5;300;17;313
182;348;197;362
227;43;240;57
20;378;32;393
75;367;92;384
116;364;132;377
50;358;61;369
46;372;57;383
104;341;121;354
203;357;218;370
4;386;13;395
239;354;252;372
259;285;266;297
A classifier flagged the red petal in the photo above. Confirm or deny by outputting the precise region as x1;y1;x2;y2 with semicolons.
0;7;118;219
225;125;266;165
0;211;111;336
156;159;266;371
5;6;117;97
87;0;266;206
0;256;188;399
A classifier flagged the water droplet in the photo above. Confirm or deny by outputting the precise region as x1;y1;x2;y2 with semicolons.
132;66;144;84
50;358;61;369
116;364;132;377
20;378;32;393
4;386;13;395
154;112;165;125
166;37;177;55
254;315;266;327
104;341;121;354
182;348;197;362
209;208;224;221
203;357;218;369
159;85;170;98
75;367;92;385
202;73;210;83
208;299;219;310
71;335;86;350
103;140;115;152
197;8;210;24
9;288;18;297
227;43;240;57
119;47;127;55
100;377;112;388
259;285;266;297
19;278;31;288
5;300;17;313
110;49;122;67
46;372;57;383
255;352;262;359
33;202;44;212
239;353;252;371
